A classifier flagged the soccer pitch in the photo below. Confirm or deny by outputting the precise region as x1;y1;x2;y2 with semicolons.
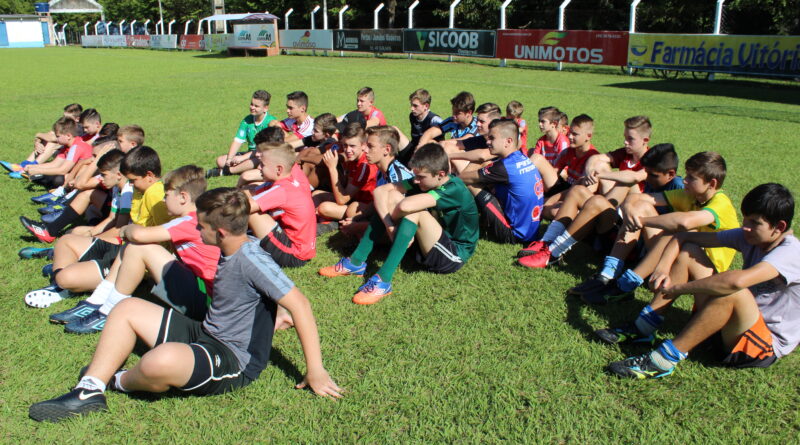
1;47;799;442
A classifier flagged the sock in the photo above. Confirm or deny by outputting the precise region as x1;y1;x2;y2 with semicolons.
51;186;65;197
599;256;623;281
634;305;664;336
550;231;577;258
649;339;687;370
45;205;79;234
20;160;37;167
76;375;106;393
112;370;130;392
99;287;131;315
541;220;566;244
375;218;418;282
86;279;114;305
617;269;644;293
62;189;78;201
350;214;386;265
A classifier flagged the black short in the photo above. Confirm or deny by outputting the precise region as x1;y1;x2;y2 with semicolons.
32;174;64;189
544;178;571;198
415;231;466;274
155;309;251;396
78;238;121;278
462;135;487;151
474;190;524;244
151;260;210;321
260;225;308;268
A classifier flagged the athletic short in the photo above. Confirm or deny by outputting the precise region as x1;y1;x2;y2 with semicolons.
78;238;121;278
415;231;465;274
721;313;777;368
260;224;309;268
155;308;252;395
151;260;210;321
544;178;571;198
32;174;64;189
474;190;524;244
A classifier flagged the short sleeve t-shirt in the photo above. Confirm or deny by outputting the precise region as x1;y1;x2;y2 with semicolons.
345;152;378;202
663;189;740;272
644;176;684;215
131;181;173;227
608;147;648;191
717;230;800;358
252;173;317;260
234;113;277;150
478;150;545;242
532;133;569;166
516;118;528;150
203;240;294;380
110;183;134;215
555;145;600;185
56;136;93;163
301;136;339;154
162;212;221;295
280;116;315;140
376;158;414;187
438;116;479;139
402;176;480;261
409;111;443;148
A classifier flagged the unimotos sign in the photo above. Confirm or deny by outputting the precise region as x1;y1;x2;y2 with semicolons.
403;29;495;57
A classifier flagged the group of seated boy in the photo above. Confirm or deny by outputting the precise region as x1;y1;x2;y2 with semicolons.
4;88;797;423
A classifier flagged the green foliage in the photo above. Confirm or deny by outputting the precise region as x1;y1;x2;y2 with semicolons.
0;0;34;14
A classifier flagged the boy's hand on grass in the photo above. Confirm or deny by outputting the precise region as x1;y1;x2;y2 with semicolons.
296;368;342;399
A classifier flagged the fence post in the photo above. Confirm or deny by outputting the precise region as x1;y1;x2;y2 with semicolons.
323;0;328;30
84;22;89;36
61;23;68;45
448;0;461;62
339;5;349;57
131;20;137;35
168;20;176;34
408;0;419;59
94;21;101;35
311;5;320;30
155;20;162;35
144;19;150;35
119;20;126;35
628;0;642;75
555;0;570;70
374;3;384;30
106;21;112;35
184;20;192;35
709;0;725;80
499;0;512;67
285;9;293;30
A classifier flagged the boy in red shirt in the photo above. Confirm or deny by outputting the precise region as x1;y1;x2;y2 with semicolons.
506;100;528;152
23;117;93;189
339;87;387;129
531;106;569;165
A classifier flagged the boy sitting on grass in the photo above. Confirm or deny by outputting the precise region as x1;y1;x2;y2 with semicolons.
602;183;798;379
531;106;569;165
272;91;314;144
1;103;83;173
21;117;93;188
319;143;479;305
338;86;387;129
395;88;443;165
29;187;341;423
293;112;341;190
506;100;527;151
417;91;479;148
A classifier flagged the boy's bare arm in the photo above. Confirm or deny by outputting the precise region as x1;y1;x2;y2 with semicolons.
279;287;342;398
395;193;436;219
28;159;74;176
119;224;171;244
597;169;647;186
642;209;715;232
322;150;355;205
449;148;492;163
418;126;443;147
662;262;780;299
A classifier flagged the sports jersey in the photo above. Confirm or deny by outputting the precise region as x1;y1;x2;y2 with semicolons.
516;118;528;150
717;231;800;358
56;136;93;163
280;115;315;140
663;189;739;272
608;147;649;191
80;132;99;144
252;173;316;260
643;176;684;215
162;212;221;296
554;145;600;185
110;182;134;215
438;116;479;139
364;106;387;126
345;152;378;202
301;136;339;153
409;111;443;148
532;133;569;166
402;176;479;261
478;150;545;242
376;158;414;187
131;181;172;227
462;135;488;151
234;113;277;150
203;240;294;380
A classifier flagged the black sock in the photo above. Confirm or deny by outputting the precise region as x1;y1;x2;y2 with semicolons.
46;206;79;234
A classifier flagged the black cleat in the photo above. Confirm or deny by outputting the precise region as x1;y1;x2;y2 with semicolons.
29;388;107;422
568;274;611;296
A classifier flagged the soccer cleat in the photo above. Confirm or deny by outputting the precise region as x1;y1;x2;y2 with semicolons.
50;300;102;325
316;220;339;236
41;263;54;279
41;210;63;224
18;246;54;260
352;274;393;305
64;310;107;334
516;240;547;258
594;324;655;346
0;160;23;172
31;192;61;204
8;171;25;179
318;257;366;277
29;387;108;422
20;216;55;243
25;285;70;308
38;203;66;215
517;247;555;269
205;167;226;178
568;274;611;296
608;353;674;379
581;282;634;305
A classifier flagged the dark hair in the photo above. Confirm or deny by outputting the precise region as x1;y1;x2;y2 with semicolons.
121;145;161;177
287;91;308;109
640;143;679;173
254;126;285;145
685;151;726;187
365;125;400;156
79;108;101;124
253;90;271;105
314;113;338;135
97;123;119;139
741;183;794;230
571;114;594;128
196;187;250;235
476;102;501;115
97;149;125;172
164;165;207;201
357;87;374;101
488;118;519;143
538;106;561;122
341;122;366;142
53;116;79;136
409;143;449;175
63;103;83;115
450;91;475;113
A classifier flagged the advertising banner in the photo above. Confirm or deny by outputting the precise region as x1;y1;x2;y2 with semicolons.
497;30;628;66
333;29;403;53
81;35;100;47
628;33;800;77
179;35;205;50
149;34;177;49
232;23;277;48
126;35;150;48
204;34;233;51
403;29;495;57
102;35;127;47
279;30;333;50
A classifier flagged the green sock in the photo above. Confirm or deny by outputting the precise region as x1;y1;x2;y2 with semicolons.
350;214;386;265
376;218;418;283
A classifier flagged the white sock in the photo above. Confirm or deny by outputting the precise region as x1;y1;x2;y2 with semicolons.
86;279;114;305
551;232;577;258
52;186;65;197
76;375;106;392
112;370;130;392
541;221;566;243
99;287;131;315
63;189;78;200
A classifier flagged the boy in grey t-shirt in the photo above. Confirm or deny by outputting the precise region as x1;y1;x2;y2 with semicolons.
30;188;341;423
600;183;798;379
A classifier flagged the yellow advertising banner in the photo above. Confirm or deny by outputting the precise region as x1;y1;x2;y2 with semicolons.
628;33;800;77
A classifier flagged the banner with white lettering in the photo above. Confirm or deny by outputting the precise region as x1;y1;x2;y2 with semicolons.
403;29;495;57
232;23;277;48
333;30;403;53
279;30;333;50
149;35;177;49
496;30;628;66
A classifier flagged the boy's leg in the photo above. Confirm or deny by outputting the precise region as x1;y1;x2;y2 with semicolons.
249;212;278;239
603;184;635;208
549;195;617;260
228;158;257;175
317;201;348;221
312;190;334;208
53;234;94;270
236;169;264;187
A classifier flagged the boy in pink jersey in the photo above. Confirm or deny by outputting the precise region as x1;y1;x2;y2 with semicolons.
531;106;569;165
272;91;314;143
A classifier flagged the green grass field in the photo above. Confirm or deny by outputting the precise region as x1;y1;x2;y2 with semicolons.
1;47;799;442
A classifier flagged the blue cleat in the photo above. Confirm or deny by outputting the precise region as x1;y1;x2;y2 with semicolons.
0;160;23;172
18;246;54;260
352;274;393;305
9;171;25;179
64;309;107;334
38;203;65;215
608;353;675;379
41;263;54;279
32;192;61;204
41;210;63;224
50;300;102;325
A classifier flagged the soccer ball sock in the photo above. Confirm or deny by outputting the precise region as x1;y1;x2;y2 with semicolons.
45;205;79;235
86;279;114;305
99;287;131;316
550;231;577;258
350;214;385;266
649;339;687;371
112;371;130;392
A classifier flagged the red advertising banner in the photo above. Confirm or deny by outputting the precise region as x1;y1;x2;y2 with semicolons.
496;30;628;66
179;35;205;50
126;35;150;48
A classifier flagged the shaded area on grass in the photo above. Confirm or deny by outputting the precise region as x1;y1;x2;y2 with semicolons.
604;79;800;106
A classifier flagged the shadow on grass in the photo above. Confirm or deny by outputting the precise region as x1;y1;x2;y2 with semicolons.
192;52;233;59
604;78;800;107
